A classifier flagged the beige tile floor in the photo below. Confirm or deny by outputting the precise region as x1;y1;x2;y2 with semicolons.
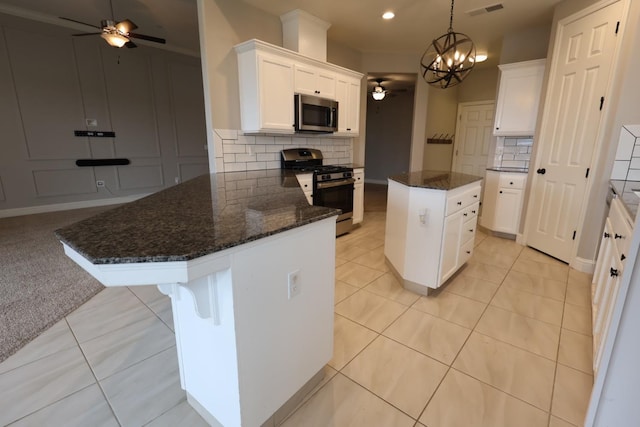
0;196;595;426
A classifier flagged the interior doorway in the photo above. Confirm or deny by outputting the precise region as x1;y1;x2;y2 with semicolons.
451;101;495;176
364;73;416;184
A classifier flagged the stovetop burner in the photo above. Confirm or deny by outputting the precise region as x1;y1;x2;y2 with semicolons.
281;148;352;179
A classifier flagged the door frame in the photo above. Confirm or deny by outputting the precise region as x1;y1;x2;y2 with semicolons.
523;0;628;272
451;100;495;173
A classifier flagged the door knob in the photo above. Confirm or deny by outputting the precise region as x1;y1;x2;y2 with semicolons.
536;168;546;174
610;267;619;277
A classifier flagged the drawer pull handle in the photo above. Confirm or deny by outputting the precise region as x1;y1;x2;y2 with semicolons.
464;213;468;217
610;267;619;277
474;194;478;198
457;201;462;205
472;210;476;214
499;191;503;194
615;233;623;239
469;229;474;232
466;250;471;254
510;181;513;185
604;232;610;238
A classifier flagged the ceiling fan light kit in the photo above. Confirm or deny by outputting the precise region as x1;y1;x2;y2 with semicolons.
372;84;386;101
420;0;476;89
61;0;166;49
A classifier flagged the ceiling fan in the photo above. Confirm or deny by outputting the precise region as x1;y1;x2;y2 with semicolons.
60;0;166;48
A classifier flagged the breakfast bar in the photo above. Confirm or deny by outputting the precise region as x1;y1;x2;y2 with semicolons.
55;170;339;427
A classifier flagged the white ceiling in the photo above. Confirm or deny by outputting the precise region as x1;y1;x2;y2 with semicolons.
0;0;562;63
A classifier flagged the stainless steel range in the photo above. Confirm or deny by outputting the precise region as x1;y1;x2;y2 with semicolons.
281;148;354;236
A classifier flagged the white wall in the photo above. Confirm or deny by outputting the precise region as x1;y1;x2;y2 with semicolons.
0;13;208;214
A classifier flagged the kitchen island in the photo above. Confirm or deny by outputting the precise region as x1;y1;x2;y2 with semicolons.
385;170;483;294
55;170;339;427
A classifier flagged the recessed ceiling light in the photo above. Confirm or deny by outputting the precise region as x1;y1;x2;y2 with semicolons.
382;11;395;20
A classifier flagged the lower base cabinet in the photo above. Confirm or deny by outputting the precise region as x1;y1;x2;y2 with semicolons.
592;197;633;374
481;170;527;234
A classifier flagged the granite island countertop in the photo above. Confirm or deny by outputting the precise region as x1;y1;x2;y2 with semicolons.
389;170;483;190
55;170;339;264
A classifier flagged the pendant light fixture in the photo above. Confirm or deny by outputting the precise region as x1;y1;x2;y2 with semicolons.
420;0;476;89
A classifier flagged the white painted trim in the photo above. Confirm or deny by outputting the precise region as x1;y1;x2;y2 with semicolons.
571;256;596;274
0;193;151;218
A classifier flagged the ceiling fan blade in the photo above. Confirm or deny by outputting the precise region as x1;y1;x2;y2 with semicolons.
128;32;166;44
125;40;137;48
72;32;102;37
59;16;101;29
116;19;138;33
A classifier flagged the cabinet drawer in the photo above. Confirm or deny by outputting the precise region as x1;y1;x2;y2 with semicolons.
446;185;481;216
498;174;526;189
459;238;475;265
460;202;480;222
461;216;477;245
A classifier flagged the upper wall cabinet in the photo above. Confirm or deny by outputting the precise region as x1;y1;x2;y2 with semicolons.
235;39;362;135
493;59;546;136
294;64;336;99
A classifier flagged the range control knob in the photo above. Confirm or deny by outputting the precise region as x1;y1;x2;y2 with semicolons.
322;174;331;180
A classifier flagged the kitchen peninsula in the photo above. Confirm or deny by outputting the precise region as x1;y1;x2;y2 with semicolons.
385;170;483;294
55;170;339;427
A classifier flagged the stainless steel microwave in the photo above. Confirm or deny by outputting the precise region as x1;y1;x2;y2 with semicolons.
294;94;338;133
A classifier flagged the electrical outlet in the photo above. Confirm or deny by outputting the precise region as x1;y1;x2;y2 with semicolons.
85;118;98;127
96;180;105;188
288;270;301;299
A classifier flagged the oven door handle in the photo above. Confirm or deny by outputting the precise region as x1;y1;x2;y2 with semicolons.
316;178;356;189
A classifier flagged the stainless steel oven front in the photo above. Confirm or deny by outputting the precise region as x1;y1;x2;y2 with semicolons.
313;175;354;236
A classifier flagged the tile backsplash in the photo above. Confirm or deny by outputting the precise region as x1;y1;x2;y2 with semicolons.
213;129;353;172
493;136;533;169
611;125;640;181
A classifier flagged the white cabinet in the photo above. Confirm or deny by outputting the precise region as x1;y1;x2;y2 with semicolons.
493;59;545;136
592;197;633;374
384;178;482;294
480;170;527;234
296;173;314;205
352;168;364;224
294;64;336;99
235;39;362;135
335;76;361;136
236;48;295;133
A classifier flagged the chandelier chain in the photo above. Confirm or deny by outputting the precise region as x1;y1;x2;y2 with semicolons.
448;0;455;32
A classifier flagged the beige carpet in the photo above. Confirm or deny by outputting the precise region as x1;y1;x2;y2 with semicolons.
0;205;114;363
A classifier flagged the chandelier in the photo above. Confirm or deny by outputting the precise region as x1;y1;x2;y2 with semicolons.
420;0;476;89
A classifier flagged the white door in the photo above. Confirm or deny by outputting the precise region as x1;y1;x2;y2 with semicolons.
525;0;623;262
452;101;495;177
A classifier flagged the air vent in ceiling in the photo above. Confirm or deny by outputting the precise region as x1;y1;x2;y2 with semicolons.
466;3;504;16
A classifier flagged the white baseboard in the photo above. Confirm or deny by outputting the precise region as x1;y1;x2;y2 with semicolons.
364;178;388;185
571;257;595;274
516;233;526;245
0;193;151;218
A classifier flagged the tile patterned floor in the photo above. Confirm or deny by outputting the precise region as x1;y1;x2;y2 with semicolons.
0;208;595;426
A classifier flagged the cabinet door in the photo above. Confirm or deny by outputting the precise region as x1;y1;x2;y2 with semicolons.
440;210;463;284
493;188;523;234
293;64;318;96
494;61;545;136
294;65;336;99
335;76;360;135
592;231;622;373
352;169;364;224
259;55;294;131
295;173;314;205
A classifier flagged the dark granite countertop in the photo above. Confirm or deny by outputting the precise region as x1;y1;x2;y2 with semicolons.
389;170;483;190
55;170;339;265
486;167;529;174
611;180;640;219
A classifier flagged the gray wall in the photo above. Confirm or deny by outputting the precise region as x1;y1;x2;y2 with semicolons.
364;91;415;182
0;13;208;213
